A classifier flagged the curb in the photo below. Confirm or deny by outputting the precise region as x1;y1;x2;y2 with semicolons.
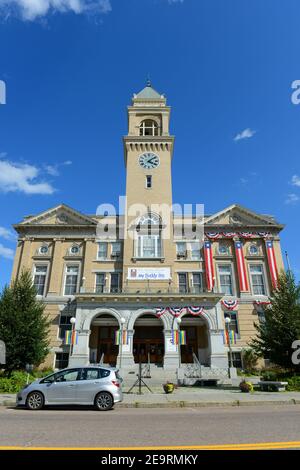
1;399;300;409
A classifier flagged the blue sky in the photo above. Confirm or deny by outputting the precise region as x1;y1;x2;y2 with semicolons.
0;0;300;287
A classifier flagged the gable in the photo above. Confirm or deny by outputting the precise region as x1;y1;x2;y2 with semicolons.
205;204;282;228
19;204;97;226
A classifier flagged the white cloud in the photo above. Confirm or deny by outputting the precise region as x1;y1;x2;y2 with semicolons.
0;0;111;20
285;193;299;205
291;174;300;187
0;226;15;241
0;243;14;260
0;158;56;195
234;128;256;142
45;160;72;177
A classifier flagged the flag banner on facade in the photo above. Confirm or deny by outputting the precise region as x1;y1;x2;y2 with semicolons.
221;299;238;311
205;231;270;240
156;306;205;317
114;330;129;346
265;240;278;289
171;330;186;345
204;240;215;291
253;300;271;307
234;241;249;292
222;329;237;345
64;329;78;346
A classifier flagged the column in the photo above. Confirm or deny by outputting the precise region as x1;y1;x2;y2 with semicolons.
163;329;179;370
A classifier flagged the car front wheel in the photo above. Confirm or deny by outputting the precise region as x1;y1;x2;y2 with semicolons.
95;392;113;411
26;391;44;410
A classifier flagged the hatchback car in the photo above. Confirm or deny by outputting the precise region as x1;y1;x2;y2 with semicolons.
16;366;123;411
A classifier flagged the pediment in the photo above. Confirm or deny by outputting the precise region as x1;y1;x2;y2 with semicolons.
205;204;281;228
19;204;97;226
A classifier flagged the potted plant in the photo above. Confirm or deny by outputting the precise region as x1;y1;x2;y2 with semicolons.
163;382;175;394
239;380;254;393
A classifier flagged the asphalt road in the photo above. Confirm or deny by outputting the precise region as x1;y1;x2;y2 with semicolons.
1;405;300;449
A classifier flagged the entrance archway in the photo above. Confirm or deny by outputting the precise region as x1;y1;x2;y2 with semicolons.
179;314;210;365
89;314;119;366
133;314;164;365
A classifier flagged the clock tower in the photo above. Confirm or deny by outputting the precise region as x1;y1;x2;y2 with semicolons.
122;81;176;287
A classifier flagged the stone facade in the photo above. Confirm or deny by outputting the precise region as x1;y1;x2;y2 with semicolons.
11;83;284;376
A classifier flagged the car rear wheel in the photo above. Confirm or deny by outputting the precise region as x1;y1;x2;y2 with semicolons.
95;392;113;411
26;391;44;410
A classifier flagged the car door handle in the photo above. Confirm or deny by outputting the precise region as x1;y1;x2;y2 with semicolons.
68;384;76;387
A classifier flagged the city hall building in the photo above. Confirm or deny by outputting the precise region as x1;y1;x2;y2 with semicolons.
11;83;284;379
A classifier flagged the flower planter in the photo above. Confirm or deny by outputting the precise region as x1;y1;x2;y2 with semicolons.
163;383;175;394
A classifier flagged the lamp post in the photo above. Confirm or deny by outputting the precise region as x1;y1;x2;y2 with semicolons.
119;317;126;370
70;317;76;359
177;317;182;369
225;317;233;372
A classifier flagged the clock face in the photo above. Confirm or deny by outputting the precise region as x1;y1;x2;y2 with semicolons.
138;152;160;170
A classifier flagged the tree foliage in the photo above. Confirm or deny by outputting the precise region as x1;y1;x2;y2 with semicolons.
0;270;50;372
250;272;300;372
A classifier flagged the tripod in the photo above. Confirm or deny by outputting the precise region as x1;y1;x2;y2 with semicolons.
127;361;153;394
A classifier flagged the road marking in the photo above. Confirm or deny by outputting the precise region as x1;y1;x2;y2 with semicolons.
0;441;300;450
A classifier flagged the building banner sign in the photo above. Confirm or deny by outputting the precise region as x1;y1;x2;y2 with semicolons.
128;267;171;280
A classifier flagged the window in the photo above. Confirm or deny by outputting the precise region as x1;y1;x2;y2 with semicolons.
33;265;48;296
257;311;266;324
39;245;49;255
228;352;242;368
111;242;121;257
95;273;106;293
192;273;203;293
137;235;161;258
70;244;80;255
64;266;79;295
218;265;234;295
250;264;266;295
224;312;239;335
249;244;259;255
80;368;111;380
55;369;80;382
178;273;188;293
146;175;152;189
54;353;69;370
97;242;108;260
176;242;187;258
110;273;121;293
190;242;201;260
59;315;72;340
139;119;159;136
218;243;229;255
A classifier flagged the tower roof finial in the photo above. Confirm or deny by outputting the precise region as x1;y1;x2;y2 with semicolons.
146;74;151;87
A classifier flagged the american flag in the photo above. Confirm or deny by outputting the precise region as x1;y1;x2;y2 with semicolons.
235;241;249;292
204;241;215;291
265;240;278;288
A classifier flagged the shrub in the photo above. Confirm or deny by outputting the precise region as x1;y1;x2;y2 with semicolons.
239;380;254;393
0;368;54;393
242;348;259;373
286;376;300;392
261;371;278;382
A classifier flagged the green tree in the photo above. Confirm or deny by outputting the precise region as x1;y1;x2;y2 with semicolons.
0;270;50;372
250;272;300;372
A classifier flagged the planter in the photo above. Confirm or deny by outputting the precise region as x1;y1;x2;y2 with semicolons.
239;380;254;393
163;383;175;394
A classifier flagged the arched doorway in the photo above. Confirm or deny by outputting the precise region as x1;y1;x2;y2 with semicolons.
133;314;164;365
179;314;210;365
89;314;119;366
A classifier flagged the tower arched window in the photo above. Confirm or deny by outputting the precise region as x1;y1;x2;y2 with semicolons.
139;120;159;137
135;213;162;258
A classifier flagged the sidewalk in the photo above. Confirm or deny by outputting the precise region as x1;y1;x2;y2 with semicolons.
2;388;300;409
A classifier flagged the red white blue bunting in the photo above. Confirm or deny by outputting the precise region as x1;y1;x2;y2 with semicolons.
205;231;270;239
253;300;271;310
221;299;238;311
156;306;205;317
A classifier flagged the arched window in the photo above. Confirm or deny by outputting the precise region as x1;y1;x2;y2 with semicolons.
139;119;159;136
135;213;162;258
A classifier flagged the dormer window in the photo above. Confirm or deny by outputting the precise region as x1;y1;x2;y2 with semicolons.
139;119;159;136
